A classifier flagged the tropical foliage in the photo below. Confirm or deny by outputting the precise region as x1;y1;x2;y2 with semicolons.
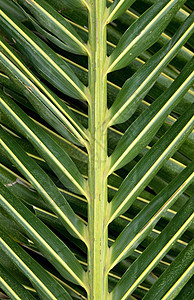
0;0;193;299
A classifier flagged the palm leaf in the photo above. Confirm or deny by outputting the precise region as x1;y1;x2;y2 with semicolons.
0;92;88;196
110;197;194;299
0;181;87;287
0;229;73;299
0;8;89;101
108;58;194;173
17;0;89;55
108;13;194;126
108;160;194;270
0;38;88;146
108;105;194;222
107;0;136;23
143;239;194;300
0;0;193;299
107;0;186;72
0;264;36;300
0;126;88;243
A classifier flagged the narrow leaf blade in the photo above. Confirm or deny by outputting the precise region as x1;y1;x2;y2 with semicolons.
0;91;87;196
109;58;194;173
108;14;194;126
0;8;89;101
17;0;88;55
109;105;194;223
0;229;73;300
0;38;88;146
0;264;36;300
106;0;136;23
107;0;186;73
109;161;194;270
111;198;194;300
0;126;88;243
0;183;87;289
143;240;194;300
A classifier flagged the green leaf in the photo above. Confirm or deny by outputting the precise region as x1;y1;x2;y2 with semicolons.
0;164;63;212
0;113;88;166
16;0;89;55
110;197;194;300
46;0;89;11
143;240;194;300
0;264;36;300
108;57;194;173
0;0;27;22
44;0;89;27
106;0;136;23
0;91;88;196
108;13;194;126
108;104;194;223
0;183;87;289
0;229;73;299
108;160;194;270
0;8;89;101
174;277;194;300
107;0;186;73
0;0;193;298
0;126;88;243
0;37;88;146
0;205;31;246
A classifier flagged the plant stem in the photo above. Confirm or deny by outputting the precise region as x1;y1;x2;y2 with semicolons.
87;0;108;298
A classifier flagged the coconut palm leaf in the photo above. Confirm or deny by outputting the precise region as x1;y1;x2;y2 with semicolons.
0;228;74;299
0;35;89;146
143;239;194;300
107;0;187;72
110;197;194;299
0;264;36;300
0;0;193;299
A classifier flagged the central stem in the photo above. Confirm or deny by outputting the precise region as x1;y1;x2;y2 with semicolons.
88;0;108;299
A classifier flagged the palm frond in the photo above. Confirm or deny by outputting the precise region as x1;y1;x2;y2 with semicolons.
0;0;193;299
